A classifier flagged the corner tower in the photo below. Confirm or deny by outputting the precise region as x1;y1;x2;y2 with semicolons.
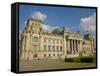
20;18;43;60
84;33;94;51
26;18;43;34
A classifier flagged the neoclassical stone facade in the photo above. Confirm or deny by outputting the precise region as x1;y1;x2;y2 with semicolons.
19;18;95;60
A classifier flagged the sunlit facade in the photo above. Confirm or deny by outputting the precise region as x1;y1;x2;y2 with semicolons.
19;19;95;60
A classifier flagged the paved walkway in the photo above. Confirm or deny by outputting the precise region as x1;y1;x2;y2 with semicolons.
19;59;96;71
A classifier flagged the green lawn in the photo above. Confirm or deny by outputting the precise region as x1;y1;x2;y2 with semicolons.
65;55;96;62
64;62;96;68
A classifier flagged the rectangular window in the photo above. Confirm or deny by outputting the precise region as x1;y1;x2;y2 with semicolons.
60;46;62;51
44;54;46;57
43;45;46;51
44;39;46;43
53;45;55;51
48;45;51;51
57;46;59;51
60;41;62;44
33;45;37;51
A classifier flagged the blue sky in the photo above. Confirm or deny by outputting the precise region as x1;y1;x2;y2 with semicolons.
19;4;96;37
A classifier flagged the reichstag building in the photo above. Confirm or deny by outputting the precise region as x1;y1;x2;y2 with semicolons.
19;18;95;60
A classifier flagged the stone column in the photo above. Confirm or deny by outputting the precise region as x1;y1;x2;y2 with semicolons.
80;40;82;52
70;39;71;53
73;40;74;53
77;40;79;52
76;40;78;52
73;40;76;53
75;40;76;52
67;39;70;53
75;40;77;53
74;40;76;53
63;35;67;56
69;40;70;52
71;39;73;54
73;40;75;53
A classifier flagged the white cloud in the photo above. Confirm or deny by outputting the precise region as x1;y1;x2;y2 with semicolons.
42;24;59;32
42;24;70;33
32;11;47;21
31;11;70;33
79;13;96;33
